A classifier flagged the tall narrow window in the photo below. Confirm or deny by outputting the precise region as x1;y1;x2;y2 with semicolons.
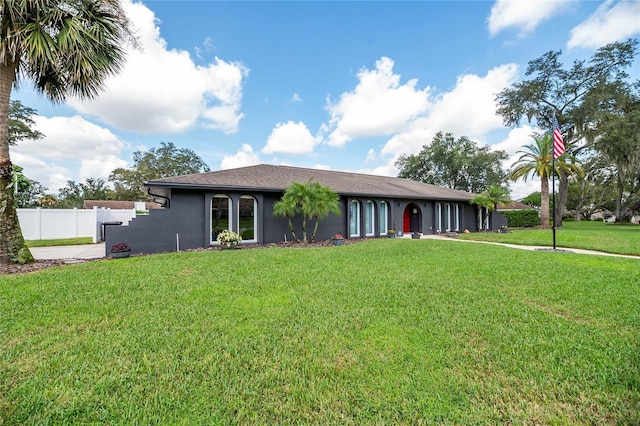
454;204;460;231
350;200;360;237
436;203;442;233
365;201;375;236
379;201;388;235
239;196;256;242
445;204;451;231
212;195;231;243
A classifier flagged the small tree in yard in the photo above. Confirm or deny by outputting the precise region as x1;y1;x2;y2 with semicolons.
509;134;582;228
0;0;135;264
470;185;510;231
273;179;341;243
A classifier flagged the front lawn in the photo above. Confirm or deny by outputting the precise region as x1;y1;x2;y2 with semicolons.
458;220;640;256
26;237;94;247
1;239;638;424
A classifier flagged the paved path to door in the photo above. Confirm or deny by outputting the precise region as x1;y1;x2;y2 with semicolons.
418;234;640;260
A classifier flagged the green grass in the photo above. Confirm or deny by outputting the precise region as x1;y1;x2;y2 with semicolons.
1;239;639;424
26;237;94;247
458;220;640;256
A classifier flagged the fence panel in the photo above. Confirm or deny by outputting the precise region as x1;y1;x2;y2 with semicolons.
17;207;136;242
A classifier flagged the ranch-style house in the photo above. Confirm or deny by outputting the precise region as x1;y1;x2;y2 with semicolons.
104;164;505;255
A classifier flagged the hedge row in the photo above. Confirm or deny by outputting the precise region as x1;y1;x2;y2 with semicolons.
501;209;539;227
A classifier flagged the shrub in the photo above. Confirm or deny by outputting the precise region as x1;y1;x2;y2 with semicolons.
501;210;539;228
110;241;130;252
217;230;242;248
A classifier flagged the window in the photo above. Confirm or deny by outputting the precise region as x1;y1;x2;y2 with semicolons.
454;204;460;231
436;203;442;233
379;201;388;235
239;196;256;242
350;200;360;237
211;195;231;243
365;201;375;236
445;203;451;231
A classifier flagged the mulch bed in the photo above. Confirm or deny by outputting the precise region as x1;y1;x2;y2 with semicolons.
1;238;363;276
0;259;79;276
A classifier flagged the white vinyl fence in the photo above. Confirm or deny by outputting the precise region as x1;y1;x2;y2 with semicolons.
17;207;137;243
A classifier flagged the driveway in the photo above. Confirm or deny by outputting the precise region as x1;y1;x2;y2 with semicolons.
30;243;106;260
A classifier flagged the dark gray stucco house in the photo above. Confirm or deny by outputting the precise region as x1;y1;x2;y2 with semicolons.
105;164;502;255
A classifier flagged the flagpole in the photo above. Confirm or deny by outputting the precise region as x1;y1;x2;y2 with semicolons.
552;148;557;250
550;112;564;251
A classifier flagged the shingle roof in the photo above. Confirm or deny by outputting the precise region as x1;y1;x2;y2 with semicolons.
146;164;475;201
498;201;535;210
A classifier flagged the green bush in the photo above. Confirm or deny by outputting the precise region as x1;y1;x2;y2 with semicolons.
501;209;539;227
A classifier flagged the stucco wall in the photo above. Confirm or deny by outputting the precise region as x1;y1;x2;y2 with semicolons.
107;187;490;256
105;190;205;255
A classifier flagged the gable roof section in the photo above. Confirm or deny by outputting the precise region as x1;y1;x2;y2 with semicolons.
497;201;535;210
147;164;475;201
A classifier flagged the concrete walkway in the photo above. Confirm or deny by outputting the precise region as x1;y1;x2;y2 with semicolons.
416;234;640;260
31;242;106;260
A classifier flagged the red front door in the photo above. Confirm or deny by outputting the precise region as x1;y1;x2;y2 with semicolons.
403;208;410;233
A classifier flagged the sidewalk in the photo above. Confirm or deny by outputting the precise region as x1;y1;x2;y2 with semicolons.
31;243;106;260
418;234;640;260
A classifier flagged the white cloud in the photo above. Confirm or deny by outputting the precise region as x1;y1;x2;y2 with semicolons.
491;125;535;159
10;152;70;192
568;0;640;49
365;149;377;163
491;125;544;200
69;0;248;134
427;64;519;138
220;144;261;169
263;121;317;154
290;93;303;102
380;64;520;159
357;164;397;178
10;116;127;191
325;57;431;147
487;0;575;36
510;178;540;201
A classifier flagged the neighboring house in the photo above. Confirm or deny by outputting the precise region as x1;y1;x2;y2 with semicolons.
105;164;500;255
83;200;162;210
498;201;536;211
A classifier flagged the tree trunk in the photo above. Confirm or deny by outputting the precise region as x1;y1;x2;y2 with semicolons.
0;62;34;264
310;215;320;242
301;215;308;243
286;216;299;243
616;173;624;222
554;171;568;229
540;176;550;228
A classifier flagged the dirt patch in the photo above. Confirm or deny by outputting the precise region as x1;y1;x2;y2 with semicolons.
0;259;83;276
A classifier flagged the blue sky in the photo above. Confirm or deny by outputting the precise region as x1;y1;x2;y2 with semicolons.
11;0;640;199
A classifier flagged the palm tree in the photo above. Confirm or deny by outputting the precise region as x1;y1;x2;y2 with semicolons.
470;185;510;230
309;183;341;242
510;134;582;228
0;0;134;264
273;179;341;243
510;135;553;227
273;181;307;243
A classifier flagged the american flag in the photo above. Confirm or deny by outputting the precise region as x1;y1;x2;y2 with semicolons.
552;116;565;159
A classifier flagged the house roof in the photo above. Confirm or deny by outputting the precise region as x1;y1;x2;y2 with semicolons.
497;201;535;210
146;164;476;201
